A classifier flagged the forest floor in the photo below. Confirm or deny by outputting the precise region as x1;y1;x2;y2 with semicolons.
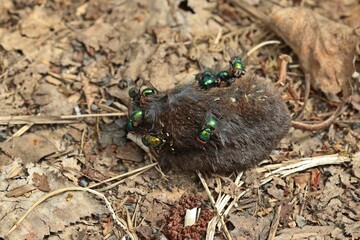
0;0;359;239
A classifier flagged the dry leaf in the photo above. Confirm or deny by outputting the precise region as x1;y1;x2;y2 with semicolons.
0;133;58;164
32;173;51;192
275;225;337;240
270;7;358;101
116;143;144;162
227;214;271;240
32;83;76;115
19;7;63;38
6;184;37;197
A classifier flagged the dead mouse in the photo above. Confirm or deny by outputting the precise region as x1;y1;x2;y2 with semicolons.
126;58;291;172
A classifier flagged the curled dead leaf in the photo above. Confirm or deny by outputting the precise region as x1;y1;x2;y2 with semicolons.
270;7;358;101
232;1;359;101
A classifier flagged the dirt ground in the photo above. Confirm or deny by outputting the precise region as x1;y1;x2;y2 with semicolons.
0;0;359;239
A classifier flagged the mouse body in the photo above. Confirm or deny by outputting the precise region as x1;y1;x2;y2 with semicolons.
132;73;291;172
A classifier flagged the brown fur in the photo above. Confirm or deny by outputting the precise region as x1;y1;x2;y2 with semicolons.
137;74;291;172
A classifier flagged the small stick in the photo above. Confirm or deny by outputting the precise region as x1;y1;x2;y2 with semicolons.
286;76;299;100
246;40;281;58
95;170;148;192
0;113;126;125
89;162;158;189
267;205;282;240
275;54;292;87
6;124;33;142
292;104;347;131
214;28;223;45
295;74;311;120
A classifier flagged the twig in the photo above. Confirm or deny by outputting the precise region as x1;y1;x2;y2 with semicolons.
6;124;33;142
214;28;223;45
88;162;158;189
295;74;311;120
197;171;233;240
246;40;281;58
267;205;282;240
95;170;149;192
0;112;126;125
292;104;347;131
275;54;292;87
126;132;150;154
286;76;299;100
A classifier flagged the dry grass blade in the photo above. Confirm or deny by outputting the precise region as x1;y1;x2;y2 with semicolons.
0;113;126;125
6;123;33;142
89;162;158;190
261;153;351;181
268;205;282;240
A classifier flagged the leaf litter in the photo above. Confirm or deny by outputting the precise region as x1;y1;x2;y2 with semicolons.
0;0;359;239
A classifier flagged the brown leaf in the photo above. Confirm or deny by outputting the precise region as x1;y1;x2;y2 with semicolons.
19;7;63;38
342;5;360;28
320;174;344;205
32;83;76;115
6;184;37;197
0;133;58;164
270;7;358;100
276;225;338;240
116;143;144;162
267;184;284;200
32;173;51;192
227;214;271;240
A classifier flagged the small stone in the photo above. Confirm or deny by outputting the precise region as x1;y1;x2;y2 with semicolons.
295;215;307;228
